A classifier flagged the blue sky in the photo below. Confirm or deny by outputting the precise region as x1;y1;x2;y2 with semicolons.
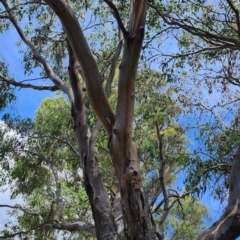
0;27;56;119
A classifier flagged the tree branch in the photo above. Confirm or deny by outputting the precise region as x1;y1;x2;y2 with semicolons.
156;123;168;212
0;204;43;222
0;0;73;101
0;15;8;19
0;220;53;239
30;134;80;158
45;0;115;135
66;38;119;239
196;146;240;239
105;40;123;97
0;219;96;238
0;74;59;91
203;163;232;174
51;221;95;235
103;0;127;37
129;0;147;37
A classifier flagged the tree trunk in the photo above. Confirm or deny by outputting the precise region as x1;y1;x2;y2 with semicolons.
67;41;119;240
109;2;152;238
196;145;240;240
45;1;152;239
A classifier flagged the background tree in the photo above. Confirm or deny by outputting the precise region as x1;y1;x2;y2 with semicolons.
0;73;208;239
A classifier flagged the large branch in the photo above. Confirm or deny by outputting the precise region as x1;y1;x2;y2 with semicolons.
155;123;169;226
0;219;95;238
103;0;127;37
0;205;95;236
0;204;42;221
197;145;240;240
105;40;123;97
44;0;115;135
51;220;96;235
112;0;148;176
0;0;73;101
0;74;59;91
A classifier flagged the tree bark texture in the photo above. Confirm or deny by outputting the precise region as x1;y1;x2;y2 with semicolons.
67;41;119;240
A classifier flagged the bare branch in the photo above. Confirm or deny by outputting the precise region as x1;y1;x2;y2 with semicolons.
196;103;229;128
156;123;168;211
161;46;227;59
0;0;73;101
0;74;59;91
51;221;95;235
151;187;197;214
196;146;240;239
90;40;123;145
30;134;80;158
103;0;127;37
105;40;123;97
66;38;118;239
0;204;42;222
203;163;232;173
129;0;147;37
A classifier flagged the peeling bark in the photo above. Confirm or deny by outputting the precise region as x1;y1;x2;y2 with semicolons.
45;0;115;134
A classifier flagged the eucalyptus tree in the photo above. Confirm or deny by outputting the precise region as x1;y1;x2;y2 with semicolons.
0;92;208;239
0;0;240;240
0;0;147;238
148;0;240;239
